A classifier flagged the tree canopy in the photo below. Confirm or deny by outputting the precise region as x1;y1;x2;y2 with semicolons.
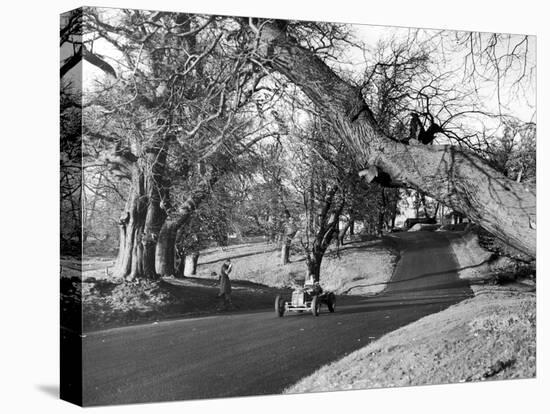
61;8;536;281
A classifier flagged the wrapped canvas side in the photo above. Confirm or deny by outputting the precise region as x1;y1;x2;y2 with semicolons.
60;8;84;407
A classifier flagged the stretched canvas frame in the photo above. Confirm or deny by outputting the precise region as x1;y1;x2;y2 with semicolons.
60;6;536;407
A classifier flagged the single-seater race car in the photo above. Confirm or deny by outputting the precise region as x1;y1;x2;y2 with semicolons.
275;278;336;317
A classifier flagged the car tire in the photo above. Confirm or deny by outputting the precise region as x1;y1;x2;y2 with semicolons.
311;295;320;316
275;295;285;317
327;292;336;313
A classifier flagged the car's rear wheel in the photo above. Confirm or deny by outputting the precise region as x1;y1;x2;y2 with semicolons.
275;295;285;317
327;292;336;313
311;296;320;316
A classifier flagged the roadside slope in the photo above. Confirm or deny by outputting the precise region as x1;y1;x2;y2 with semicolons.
286;288;535;393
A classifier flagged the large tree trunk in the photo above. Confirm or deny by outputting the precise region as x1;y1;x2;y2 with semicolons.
155;217;191;278
155;221;178;277
112;140;168;280
142;145;169;279
155;175;219;277
256;22;536;258
114;190;163;281
113;171;147;280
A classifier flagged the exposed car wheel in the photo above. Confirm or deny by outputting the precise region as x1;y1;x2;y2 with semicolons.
275;295;285;317
311;296;320;316
327;292;336;313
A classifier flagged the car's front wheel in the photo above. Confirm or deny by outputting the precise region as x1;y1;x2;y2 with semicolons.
275;295;285;317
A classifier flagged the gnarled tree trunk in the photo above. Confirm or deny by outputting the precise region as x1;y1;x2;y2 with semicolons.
155;217;192;278
256;21;536;258
112;141;168;280
155;175;219;277
113;170;147;280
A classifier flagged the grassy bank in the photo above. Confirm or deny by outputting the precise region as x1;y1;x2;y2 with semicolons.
286;286;535;393
192;238;397;295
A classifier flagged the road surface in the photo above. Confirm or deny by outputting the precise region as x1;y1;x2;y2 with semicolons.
82;231;472;406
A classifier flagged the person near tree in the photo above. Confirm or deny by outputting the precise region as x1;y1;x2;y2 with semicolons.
217;258;233;309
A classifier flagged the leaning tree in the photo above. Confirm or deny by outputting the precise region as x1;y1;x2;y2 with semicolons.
244;19;535;258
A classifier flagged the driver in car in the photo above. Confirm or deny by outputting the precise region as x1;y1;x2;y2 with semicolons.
304;273;323;296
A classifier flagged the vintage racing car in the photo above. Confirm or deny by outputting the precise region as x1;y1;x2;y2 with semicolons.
275;281;335;317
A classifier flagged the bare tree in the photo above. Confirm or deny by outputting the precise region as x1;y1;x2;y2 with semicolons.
83;10;269;280
247;20;535;258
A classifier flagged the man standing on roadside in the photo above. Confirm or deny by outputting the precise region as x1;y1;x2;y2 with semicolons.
217;258;233;309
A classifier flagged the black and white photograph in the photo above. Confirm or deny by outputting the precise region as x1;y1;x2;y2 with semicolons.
4;0;547;412
58;4;539;407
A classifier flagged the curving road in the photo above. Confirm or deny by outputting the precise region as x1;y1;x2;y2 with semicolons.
82;231;472;406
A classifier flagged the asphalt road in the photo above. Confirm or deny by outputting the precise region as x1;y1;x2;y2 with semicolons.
82;231;472;406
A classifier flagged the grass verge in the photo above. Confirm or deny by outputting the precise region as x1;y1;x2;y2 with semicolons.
285;286;535;393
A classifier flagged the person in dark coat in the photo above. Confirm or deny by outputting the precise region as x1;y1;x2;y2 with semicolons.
217;258;233;309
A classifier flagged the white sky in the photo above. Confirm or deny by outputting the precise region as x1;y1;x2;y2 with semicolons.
344;24;536;124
